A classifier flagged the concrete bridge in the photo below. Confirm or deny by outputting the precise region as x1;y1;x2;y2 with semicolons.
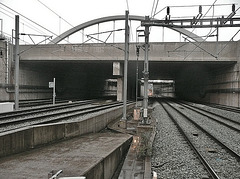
20;41;238;62
1;14;240;107
17;41;240;107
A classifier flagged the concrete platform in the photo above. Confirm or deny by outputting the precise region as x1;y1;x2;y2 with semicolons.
0;131;132;179
108;110;155;179
118;136;145;179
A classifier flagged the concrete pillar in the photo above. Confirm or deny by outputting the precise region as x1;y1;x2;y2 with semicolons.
113;62;123;102
117;78;123;101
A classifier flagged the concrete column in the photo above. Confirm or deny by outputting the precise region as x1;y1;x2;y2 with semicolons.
113;62;123;102
117;77;123;101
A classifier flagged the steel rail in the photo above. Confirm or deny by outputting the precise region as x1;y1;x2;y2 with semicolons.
0;101;120;126
172;100;240;133
160;102;220;179
40;102;134;125
165;101;240;161
181;101;240;121
185;100;240;114
0;101;133;133
0;99;95;120
203;103;240;114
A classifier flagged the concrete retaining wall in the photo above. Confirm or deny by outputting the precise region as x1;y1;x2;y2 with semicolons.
203;63;240;107
83;137;132;179
0;103;134;158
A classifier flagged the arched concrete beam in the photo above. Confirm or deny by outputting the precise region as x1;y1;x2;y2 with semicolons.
49;15;203;44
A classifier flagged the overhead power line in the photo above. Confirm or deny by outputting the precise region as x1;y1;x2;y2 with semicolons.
0;7;47;37
0;2;58;37
36;0;74;29
151;0;156;18
0;1;104;60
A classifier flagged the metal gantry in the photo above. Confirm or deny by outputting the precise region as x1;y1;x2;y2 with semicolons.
140;4;240;124
142;4;240;29
141;17;240;29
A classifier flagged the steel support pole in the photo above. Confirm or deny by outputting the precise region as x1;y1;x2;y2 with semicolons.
135;46;139;107
122;10;129;128
0;19;3;37
53;78;56;105
14;15;19;110
143;16;150;124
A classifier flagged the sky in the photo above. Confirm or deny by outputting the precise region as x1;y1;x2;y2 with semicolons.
0;0;240;44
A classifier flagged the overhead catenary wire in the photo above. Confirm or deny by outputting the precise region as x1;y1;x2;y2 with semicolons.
149;0;159;34
171;0;218;59
2;13;101;62
183;1;240;60
0;2;107;60
1;1;82;44
217;29;240;57
36;0;75;32
0;7;47;37
151;0;156;18
35;0;111;61
0;2;58;38
152;0;159;18
36;0;126;47
0;5;54;41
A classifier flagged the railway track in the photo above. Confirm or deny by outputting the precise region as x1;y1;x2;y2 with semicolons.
171;100;240;132
151;99;240;178
196;101;240;114
0;99;95;119
19;98;72;108
0;100;126;133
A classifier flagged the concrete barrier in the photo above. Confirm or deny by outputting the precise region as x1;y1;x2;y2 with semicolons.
83;136;132;179
33;123;65;146
0;127;33;157
0;103;135;158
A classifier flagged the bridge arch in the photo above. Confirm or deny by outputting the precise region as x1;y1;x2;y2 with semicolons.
50;15;203;44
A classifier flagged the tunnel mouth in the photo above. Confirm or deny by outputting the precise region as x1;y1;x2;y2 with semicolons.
139;79;175;98
19;60;236;101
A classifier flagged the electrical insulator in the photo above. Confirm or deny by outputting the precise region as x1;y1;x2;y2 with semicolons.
167;6;170;15
232;4;235;12
199;5;202;14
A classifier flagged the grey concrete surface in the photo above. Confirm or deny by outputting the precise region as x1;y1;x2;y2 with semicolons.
0;131;132;179
20;42;238;62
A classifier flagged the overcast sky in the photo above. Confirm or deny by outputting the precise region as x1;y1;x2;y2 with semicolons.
1;0;240;43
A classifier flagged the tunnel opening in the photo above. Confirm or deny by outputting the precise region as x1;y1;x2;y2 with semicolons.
146;61;237;106
20;61;114;100
9;59;238;107
139;79;175;98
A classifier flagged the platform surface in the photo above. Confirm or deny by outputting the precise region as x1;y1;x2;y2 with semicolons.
0;131;131;179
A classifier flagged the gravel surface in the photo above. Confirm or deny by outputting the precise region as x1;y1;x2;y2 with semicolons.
0;101;121;133
165;102;240;179
0;104;96;133
173;103;240;154
192;103;240;124
151;102;209;179
180;103;240;131
151;100;240;179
